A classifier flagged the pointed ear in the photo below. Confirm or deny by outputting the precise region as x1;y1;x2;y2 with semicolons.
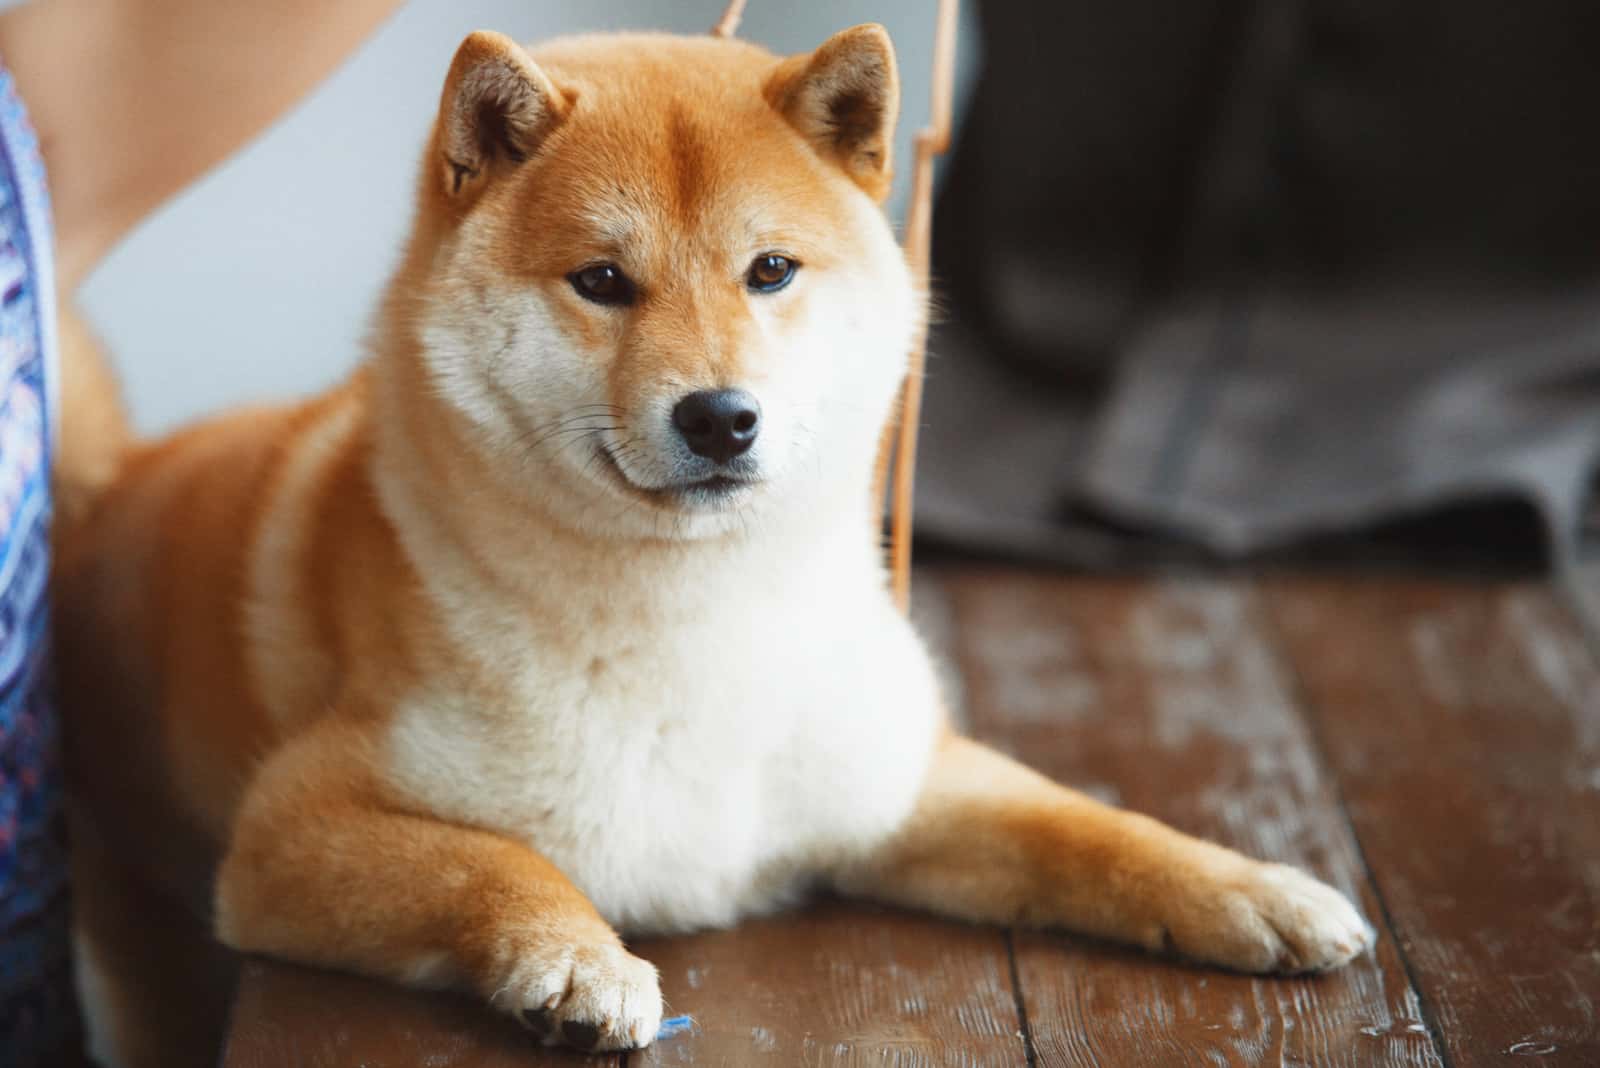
766;24;899;201
436;31;567;198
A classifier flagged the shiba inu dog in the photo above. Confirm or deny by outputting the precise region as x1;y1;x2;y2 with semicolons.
52;23;1374;1066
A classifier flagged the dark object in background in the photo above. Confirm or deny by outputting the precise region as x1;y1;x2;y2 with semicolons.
918;0;1600;581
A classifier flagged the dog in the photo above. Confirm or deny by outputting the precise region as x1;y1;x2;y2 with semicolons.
52;23;1374;1065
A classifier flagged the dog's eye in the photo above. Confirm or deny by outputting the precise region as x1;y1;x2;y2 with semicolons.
568;264;635;306
746;254;797;293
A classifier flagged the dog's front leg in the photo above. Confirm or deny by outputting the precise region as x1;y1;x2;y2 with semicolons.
836;733;1373;973
213;723;661;1052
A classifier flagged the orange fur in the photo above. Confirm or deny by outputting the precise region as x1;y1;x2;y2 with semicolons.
53;31;900;1062
839;735;1365;973
53;25;1370;1067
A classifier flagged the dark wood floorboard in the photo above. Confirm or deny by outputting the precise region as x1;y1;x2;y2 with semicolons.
1264;579;1600;1067
940;570;1440;1067
224;907;1023;1068
223;957;623;1068
222;570;1598;1066
628;901;1024;1067
226;571;1023;1068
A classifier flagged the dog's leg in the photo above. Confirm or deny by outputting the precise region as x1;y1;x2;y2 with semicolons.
837;734;1373;973
213;724;661;1052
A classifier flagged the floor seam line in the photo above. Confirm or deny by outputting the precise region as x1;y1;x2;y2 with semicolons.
1252;578;1456;1068
1004;928;1040;1068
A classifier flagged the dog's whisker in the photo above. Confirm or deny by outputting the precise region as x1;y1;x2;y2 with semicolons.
518;418;626;454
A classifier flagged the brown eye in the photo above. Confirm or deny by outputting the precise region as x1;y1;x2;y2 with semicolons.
568;263;635;306
746;254;797;293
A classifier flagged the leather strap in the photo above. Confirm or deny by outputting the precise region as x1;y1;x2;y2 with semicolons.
716;0;961;614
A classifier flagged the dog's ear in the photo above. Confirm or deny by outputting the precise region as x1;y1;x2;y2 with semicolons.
436;31;567;198
767;24;899;202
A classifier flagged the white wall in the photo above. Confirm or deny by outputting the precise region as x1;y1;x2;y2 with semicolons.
77;0;976;433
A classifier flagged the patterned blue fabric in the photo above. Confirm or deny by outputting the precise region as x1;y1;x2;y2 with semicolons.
0;64;79;1068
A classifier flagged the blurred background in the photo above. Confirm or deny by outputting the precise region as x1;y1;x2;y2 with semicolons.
914;0;1600;598
29;7;1600;1063
76;0;978;433
77;0;1600;611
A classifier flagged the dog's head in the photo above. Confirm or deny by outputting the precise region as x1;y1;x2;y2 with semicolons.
393;27;917;540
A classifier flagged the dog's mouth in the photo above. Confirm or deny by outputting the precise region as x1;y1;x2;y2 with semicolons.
595;445;757;507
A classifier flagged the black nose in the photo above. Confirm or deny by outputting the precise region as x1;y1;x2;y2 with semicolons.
672;389;761;464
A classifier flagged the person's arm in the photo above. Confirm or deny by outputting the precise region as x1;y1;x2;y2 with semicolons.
0;0;403;291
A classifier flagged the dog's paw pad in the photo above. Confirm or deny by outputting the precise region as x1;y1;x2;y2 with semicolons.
522;1006;557;1036
562;1020;602;1050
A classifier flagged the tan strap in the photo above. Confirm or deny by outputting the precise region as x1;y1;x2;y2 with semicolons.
888;0;960;613
716;0;961;614
710;0;746;38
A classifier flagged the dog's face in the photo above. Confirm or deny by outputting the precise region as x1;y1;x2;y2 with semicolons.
406;28;917;540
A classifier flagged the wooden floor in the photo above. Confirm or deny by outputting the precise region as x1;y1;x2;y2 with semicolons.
223;568;1600;1067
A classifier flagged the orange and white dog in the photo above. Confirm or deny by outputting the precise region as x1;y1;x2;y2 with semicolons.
53;23;1373;1066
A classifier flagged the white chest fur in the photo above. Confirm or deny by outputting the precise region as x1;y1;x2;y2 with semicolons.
381;524;942;935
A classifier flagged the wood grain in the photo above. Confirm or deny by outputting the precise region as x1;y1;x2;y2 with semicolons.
225;902;1025;1068
1264;578;1600;1066
223;957;620;1067
220;576;1021;1068
941;569;1441;1067
630;901;1025;1067
220;570;1600;1066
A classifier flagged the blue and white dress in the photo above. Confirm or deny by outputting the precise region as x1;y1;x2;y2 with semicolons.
0;61;79;1068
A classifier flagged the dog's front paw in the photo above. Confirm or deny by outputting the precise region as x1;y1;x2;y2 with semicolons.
1161;860;1375;974
495;937;662;1051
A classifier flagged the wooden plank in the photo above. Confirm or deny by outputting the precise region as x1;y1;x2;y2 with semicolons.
223;957;619;1067
631;901;1026;1067
220;570;1023;1068
941;569;1441;1067
223;900;1024;1067
1264;578;1600;1066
